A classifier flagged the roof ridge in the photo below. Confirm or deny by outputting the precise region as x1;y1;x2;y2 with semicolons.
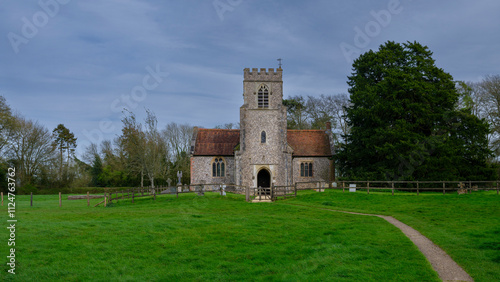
288;129;327;132
198;128;240;131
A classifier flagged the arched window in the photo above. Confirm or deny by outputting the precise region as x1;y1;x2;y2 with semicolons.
258;84;269;108
261;131;266;143
300;162;313;177
212;157;225;177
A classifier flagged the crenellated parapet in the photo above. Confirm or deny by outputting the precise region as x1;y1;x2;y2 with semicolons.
244;67;282;82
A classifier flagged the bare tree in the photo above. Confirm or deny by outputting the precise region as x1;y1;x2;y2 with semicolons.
215;123;238;129
143;109;166;188
82;143;100;165
162;122;193;159
329;93;351;145
305;94;333;129
477;75;500;156
8;116;56;186
162;122;193;184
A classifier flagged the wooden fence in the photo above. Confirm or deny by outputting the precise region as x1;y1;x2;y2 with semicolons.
331;180;500;195
9;180;498;207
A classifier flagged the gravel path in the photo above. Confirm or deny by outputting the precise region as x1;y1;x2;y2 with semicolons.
285;204;474;281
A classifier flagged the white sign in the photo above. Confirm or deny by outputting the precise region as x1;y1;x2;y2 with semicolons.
349;184;356;192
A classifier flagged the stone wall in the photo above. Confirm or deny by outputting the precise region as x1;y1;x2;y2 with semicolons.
190;156;235;185
292;157;331;185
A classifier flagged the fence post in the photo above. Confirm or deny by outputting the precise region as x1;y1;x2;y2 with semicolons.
342;181;345;192
59;192;62;207
154;189;156;201
31;192;33;207
104;192;107;207
392;182;394;196
87;191;90;207
367;182;370;195
1;192;3;206
271;184;274;201
417;181;419;196
443;182;445;195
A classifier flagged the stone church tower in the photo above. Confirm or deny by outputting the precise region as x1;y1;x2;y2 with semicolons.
235;68;293;188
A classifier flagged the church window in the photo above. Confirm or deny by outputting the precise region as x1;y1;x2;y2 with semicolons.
300;162;313;177
212;157;225;177
261;131;266;143
258;85;269;108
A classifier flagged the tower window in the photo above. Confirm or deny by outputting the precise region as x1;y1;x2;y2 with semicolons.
212;157;225;177
258;85;269;108
300;162;313;177
261;131;266;143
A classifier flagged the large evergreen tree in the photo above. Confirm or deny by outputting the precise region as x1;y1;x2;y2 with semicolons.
337;41;495;181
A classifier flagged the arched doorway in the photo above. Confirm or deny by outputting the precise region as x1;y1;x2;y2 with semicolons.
257;169;271;195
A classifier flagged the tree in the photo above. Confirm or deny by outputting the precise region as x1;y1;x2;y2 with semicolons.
52;124;77;183
305;94;334;130
143;109;167;188
118;110;146;187
329;93;351;145
283;96;309;129
214;123;239;129
477;75;500;157
162;122;193;184
0;96;15;192
337;41;495;181
0;96;15;157
91;153;104;187
9;116;56;186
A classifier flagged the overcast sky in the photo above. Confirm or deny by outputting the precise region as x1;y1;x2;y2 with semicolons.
1;0;499;157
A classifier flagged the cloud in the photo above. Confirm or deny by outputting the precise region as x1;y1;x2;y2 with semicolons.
1;0;499;157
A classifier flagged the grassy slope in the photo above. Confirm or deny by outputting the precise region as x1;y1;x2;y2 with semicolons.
287;190;500;282
1;193;439;281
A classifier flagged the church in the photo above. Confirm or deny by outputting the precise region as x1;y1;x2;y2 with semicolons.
190;67;334;188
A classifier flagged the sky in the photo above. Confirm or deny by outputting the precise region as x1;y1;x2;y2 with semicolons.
1;0;499;157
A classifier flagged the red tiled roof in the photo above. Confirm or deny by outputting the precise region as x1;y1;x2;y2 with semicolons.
193;129;332;157
193;129;240;156
287;130;332;157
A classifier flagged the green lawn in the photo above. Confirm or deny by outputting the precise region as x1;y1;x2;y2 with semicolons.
0;192;441;281
288;189;500;282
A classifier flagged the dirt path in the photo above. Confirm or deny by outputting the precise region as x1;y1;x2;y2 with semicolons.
285;204;473;282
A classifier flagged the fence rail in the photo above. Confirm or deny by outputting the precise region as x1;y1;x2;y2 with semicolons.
9;180;497;208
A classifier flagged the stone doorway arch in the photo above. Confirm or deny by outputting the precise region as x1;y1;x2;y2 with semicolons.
257;168;271;195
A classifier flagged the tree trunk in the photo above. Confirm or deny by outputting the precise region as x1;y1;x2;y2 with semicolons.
149;175;155;189
140;169;144;188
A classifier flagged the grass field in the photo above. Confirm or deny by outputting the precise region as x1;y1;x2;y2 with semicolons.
288;189;500;282
0;190;497;281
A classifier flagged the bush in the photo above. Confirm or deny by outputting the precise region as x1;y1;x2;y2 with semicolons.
18;183;38;194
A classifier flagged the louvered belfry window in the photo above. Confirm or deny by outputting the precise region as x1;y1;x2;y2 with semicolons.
258;85;269;108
